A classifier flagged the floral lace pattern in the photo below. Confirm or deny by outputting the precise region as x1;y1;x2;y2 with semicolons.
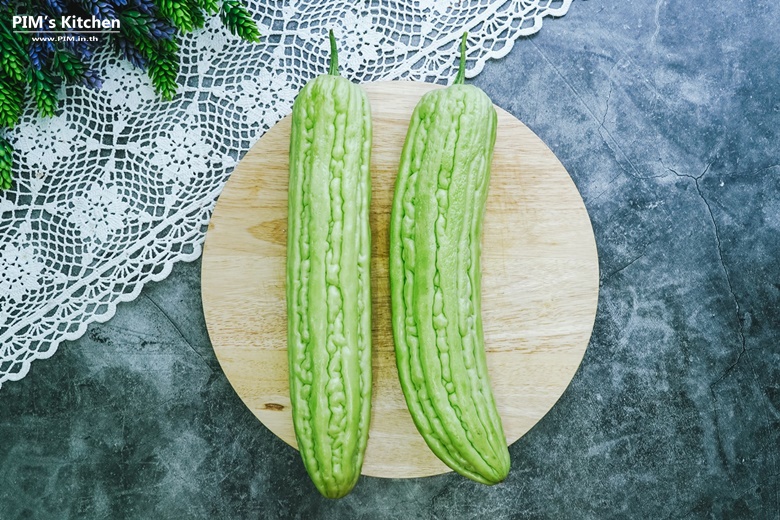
0;0;571;388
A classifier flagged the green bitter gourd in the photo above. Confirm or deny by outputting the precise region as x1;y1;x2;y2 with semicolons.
287;30;372;499
389;33;510;485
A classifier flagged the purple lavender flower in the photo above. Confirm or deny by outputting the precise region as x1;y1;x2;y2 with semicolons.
81;68;103;90
115;38;147;69
148;19;175;41
64;30;99;60
78;0;117;20
126;0;157;16
29;36;56;69
43;0;67;16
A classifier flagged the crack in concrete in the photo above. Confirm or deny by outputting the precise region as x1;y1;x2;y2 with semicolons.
600;81;614;131
529;40;648;180
708;385;740;486
143;294;215;374
602;248;649;282
651;0;665;46
587;172;622;205
666;162;747;381
750;163;780;174
667;162;778;510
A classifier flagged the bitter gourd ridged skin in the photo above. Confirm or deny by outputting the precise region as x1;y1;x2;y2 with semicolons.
389;34;510;485
287;31;372;499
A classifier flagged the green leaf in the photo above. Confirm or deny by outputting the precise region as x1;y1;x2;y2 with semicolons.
157;0;194;33
188;0;206;30
147;44;179;100
158;36;178;55
30;68;59;118
0;25;28;83
0;135;12;190
133;36;156;61
220;0;261;43
53;50;87;84
119;10;149;41
196;0;219;16
0;75;25;127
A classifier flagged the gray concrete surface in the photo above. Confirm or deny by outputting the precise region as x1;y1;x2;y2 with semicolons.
2;1;779;518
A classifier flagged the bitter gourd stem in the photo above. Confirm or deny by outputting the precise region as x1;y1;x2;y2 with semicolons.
453;32;468;85
328;30;339;76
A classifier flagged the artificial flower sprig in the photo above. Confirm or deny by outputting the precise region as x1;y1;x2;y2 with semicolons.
0;0;260;189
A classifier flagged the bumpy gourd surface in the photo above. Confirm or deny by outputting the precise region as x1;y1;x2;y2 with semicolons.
389;84;510;485
287;73;372;499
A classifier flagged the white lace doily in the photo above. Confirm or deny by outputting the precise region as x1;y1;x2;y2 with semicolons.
0;0;571;388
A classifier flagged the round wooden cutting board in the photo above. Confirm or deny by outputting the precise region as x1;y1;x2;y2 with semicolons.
201;81;599;479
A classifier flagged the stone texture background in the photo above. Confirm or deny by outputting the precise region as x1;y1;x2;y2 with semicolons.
2;1;779;518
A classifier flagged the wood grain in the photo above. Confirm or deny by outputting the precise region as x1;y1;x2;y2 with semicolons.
201;81;599;478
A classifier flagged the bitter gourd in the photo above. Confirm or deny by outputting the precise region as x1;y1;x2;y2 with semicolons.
287;31;372;499
389;33;510;485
